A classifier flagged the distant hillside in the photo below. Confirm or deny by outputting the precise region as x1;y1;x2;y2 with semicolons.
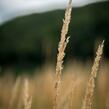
0;1;109;65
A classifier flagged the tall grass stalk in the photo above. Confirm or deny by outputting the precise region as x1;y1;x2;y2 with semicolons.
53;0;72;109
23;78;32;109
9;77;21;109
82;40;104;109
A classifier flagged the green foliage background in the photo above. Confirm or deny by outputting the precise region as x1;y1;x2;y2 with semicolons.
0;1;109;66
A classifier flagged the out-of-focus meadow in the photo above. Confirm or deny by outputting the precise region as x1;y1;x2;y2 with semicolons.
0;0;109;109
0;61;109;109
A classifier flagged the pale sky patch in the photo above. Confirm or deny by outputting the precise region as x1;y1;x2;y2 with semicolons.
0;0;107;25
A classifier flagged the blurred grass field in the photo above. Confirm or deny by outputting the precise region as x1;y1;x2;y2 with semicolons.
0;60;108;109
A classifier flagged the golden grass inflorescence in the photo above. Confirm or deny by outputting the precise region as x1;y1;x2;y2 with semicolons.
82;41;104;109
53;0;72;109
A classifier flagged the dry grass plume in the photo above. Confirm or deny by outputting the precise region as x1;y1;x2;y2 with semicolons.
53;0;72;109
82;40;104;109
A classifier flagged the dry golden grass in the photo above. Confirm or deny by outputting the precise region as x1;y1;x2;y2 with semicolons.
0;61;108;109
81;41;104;109
9;76;21;109
23;78;32;109
54;0;72;109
